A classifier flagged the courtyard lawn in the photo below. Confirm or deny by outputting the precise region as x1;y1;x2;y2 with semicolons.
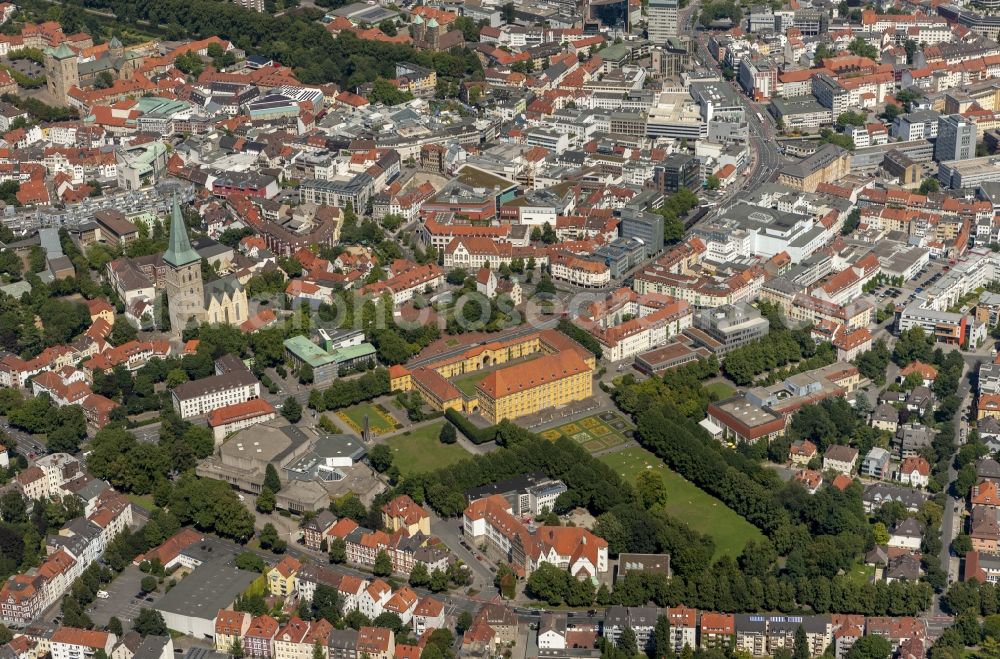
704;382;736;400
337;402;398;436
600;447;764;560
452;372;487;397
385;422;473;475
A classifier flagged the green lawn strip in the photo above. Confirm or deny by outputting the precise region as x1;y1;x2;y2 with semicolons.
599;447;764;560
385;422;473;475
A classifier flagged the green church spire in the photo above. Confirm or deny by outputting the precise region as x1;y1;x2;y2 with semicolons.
163;196;201;268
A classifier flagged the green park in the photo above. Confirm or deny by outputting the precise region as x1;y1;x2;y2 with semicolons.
600;446;764;559
384;422;473;475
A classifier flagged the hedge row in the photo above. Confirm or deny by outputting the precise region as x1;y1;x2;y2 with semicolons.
444;409;497;444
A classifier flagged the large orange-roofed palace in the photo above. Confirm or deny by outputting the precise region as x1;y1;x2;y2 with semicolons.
388;329;595;424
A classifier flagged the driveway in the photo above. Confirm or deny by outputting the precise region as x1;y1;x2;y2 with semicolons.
428;509;497;595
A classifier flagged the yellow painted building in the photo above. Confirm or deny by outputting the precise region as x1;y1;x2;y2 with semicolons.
980;394;1000;420
389;365;412;392
267;556;301;597
411;367;465;412
389;329;595;423
476;350;593;424
381;495;431;536
429;335;543;378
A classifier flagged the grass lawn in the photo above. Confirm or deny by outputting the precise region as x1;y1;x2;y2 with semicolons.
452;372;487;397
385;422;473;475
845;562;875;585
337;402;397;435
127;493;155;511
600;447;764;560
704;382;736;400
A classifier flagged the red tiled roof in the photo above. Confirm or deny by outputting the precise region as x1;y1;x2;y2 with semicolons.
207;399;276;427
51;628;109;649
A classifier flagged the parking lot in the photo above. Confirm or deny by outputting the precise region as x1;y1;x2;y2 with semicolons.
86;566;163;628
5;58;42;77
873;260;951;310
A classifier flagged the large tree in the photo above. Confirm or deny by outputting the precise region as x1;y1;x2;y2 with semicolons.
264;464;282;492
373;550;393;577
845;635;891;659
133;608;167;636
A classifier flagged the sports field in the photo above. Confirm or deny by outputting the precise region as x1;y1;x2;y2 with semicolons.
540;412;631;454
600;446;765;559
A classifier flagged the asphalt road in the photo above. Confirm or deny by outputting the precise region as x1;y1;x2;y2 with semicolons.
0;419;47;458
937;354;989;594
688;32;784;225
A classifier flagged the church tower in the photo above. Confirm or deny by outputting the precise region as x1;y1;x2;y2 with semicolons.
410;14;426;43
44;43;79;106
426;17;440;50
163;197;204;332
108;36;124;59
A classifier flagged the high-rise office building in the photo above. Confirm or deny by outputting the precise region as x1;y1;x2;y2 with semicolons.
620;208;665;251
652;153;700;194
647;0;679;43
935;114;976;162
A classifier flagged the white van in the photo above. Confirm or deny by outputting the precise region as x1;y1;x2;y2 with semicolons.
96;591;110;599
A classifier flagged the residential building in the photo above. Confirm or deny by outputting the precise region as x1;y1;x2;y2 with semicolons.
861;447;891;479
789;440;817;467
214;611;251;654
665;607;697;653
381;496;430;537
899;457;931;488
823;445;859;475
463;495;608;578
267;557;302;598
700;613;735;650
51;629;116;659
604;607;660;653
